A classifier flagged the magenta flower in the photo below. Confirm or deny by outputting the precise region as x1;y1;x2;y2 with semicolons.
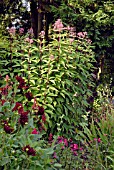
70;143;78;151
97;138;101;143
63;138;68;147
31;128;39;134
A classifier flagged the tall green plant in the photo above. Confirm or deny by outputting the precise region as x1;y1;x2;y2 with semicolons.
0;21;95;138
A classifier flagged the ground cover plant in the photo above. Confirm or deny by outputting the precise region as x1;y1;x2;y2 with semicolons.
0;19;114;169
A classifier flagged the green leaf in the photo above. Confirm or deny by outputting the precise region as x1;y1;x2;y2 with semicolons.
1;157;11;166
54;163;62;168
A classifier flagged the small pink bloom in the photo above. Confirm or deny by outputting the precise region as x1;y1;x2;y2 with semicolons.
94;138;97;141
97;138;101;143
61;146;65;150
79;147;83;151
53;152;57;159
8;27;16;35
32;128;39;134
69;38;74;43
63;138;68;147
29;39;33;44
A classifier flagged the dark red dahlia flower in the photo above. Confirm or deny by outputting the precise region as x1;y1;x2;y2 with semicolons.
19;111;28;126
4;124;14;133
23;145;36;156
16;76;27;89
38;106;44;115
12;102;23;112
25;91;33;101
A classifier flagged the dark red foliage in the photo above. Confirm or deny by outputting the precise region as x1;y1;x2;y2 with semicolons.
23;145;36;156
19;111;28;126
25;91;33;101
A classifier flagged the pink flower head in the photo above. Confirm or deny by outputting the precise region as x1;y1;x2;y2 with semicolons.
28;27;34;36
8;27;16;35
94;138;97;141
32;128;39;134
19;28;24;34
53;152;57;159
25;37;33;44
5;75;9;82
53;19;64;32
97;138;101;143
70;143;78;151
39;30;45;38
63;138;68;147
69;38;74;44
77;31;87;39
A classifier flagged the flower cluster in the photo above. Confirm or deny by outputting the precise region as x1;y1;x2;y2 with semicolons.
53;19;64;32
12;102;28;126
23;145;36;156
25;37;33;44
